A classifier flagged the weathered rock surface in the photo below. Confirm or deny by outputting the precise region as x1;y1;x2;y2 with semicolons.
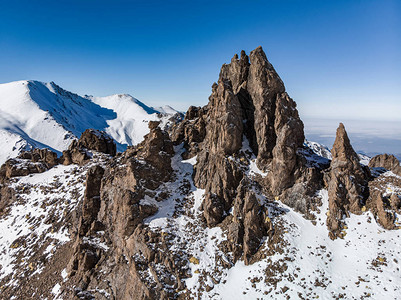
369;154;401;176
326;123;370;238
78;129;117;156
65;122;176;299
3;47;401;300
61;129;116;166
188;47;323;232
171;105;207;159
232;179;270;264
366;170;401;230
0;148;60;181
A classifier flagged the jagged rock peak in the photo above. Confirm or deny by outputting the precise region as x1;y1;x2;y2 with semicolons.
327;123;370;239
331;123;358;161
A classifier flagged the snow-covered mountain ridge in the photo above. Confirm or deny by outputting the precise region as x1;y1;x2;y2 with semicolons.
1;47;401;299
0;80;182;165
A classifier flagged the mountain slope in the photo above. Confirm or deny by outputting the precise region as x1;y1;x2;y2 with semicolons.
0;80;181;164
0;47;400;300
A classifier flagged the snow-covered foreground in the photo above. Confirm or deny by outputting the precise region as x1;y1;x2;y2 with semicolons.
143;147;401;299
209;190;401;299
0;147;399;298
0;80;180;165
0;164;87;287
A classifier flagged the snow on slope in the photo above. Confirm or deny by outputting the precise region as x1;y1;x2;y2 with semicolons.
0;164;86;286
142;145;401;299
207;190;401;299
0;80;179;164
89;94;175;147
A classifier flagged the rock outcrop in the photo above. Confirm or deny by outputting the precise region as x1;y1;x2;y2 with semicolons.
66;122;175;298
366;166;401;229
369;154;401;176
68;165;105;285
77;129;117;156
187;46;323;230
0;148;59;181
326;123;370;238
61;129;117;165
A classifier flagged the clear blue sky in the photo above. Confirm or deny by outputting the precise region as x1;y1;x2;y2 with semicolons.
1;0;400;120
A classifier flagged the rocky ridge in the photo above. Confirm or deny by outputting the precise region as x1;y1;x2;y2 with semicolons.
0;47;400;299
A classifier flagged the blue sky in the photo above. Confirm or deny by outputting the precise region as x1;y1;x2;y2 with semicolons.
0;0;400;121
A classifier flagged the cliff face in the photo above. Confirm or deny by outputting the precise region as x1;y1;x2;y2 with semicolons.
1;47;401;299
182;47;319;230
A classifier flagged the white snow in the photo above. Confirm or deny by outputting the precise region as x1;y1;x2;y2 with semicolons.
0;80;179;164
205;190;401;299
51;283;61;299
0;164;86;285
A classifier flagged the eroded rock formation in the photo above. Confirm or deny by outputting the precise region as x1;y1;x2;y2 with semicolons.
369;154;401;176
61;129;117;165
0;148;59;181
326;123;370;238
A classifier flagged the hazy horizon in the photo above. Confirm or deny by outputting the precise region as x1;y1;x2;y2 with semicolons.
1;0;400;122
303;118;401;159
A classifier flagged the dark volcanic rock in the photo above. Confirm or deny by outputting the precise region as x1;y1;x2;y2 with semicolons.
326;123;370;239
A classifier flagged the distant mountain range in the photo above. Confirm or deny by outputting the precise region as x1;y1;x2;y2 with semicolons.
0;80;181;164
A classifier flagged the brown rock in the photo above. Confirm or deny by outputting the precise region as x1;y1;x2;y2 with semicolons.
171;106;207;159
232;179;267;265
326;123;370;238
78;165;105;236
77;129;117;156
0;158;47;180
369;153;401;176
194;151;243;226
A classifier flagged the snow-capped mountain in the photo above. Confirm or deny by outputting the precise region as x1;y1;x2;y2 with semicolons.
1;47;400;300
0;80;181;164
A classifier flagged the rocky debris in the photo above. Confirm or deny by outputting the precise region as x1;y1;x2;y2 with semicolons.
366;171;401;229
171;105;207;159
61;129;116;166
326;123;370;239
0;148;60;181
77;129;117;156
369;154;401;176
